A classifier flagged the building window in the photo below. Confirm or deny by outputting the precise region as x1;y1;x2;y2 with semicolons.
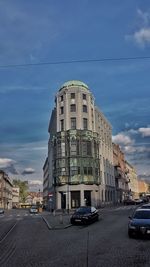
95;168;99;177
70;140;77;155
70;104;76;112
88;167;93;175
82;141;92;156
60;106;64;114
71;93;75;99
83;118;88;129
83;94;86;100
84;167;87;175
71;117;76;129
60;95;63;102
60;120;64;131
83;105;87;113
87;141;92;156
70;140;80;155
70;166;78;176
61;167;66;175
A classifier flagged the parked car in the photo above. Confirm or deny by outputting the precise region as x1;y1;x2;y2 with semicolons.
70;206;99;225
140;203;150;209
141;197;149;203
128;209;150;238
134;199;143;205
0;208;4;214
29;205;38;214
123;199;135;205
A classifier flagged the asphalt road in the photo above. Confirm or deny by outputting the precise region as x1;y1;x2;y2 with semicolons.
1;207;150;267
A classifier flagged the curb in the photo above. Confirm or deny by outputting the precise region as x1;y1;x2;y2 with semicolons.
42;216;53;230
42;215;72;230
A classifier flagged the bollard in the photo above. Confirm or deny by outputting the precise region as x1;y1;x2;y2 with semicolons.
53;210;56;216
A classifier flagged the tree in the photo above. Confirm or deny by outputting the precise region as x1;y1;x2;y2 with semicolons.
13;179;28;203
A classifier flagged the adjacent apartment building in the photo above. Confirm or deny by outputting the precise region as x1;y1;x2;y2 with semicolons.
0;170;13;209
125;161;139;199
43;80;115;210
12;187;20;208
113;143;130;202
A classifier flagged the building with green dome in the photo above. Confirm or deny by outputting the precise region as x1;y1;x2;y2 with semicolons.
43;80;115;210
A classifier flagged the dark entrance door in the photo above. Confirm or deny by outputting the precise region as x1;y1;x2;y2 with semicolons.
71;191;80;208
61;193;66;209
84;191;91;206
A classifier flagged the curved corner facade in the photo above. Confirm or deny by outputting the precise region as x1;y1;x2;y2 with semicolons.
43;80;115;210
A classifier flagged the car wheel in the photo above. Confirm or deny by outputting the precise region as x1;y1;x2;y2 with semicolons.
70;219;74;225
96;215;99;221
128;230;134;238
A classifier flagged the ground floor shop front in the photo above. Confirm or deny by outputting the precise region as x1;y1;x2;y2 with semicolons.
54;184;116;210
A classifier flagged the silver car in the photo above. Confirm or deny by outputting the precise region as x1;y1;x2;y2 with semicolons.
0;208;4;214
29;205;38;214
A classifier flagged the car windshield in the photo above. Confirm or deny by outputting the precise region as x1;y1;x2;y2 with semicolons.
141;205;150;209
76;207;91;214
133;210;150;219
31;206;37;209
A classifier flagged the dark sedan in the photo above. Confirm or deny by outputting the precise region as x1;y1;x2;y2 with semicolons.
128;209;150;238
123;199;135;205
140;203;150;209
70;206;99;225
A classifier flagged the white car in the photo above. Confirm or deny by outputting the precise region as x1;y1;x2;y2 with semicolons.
0;208;4;214
134;199;143;205
29;205;38;214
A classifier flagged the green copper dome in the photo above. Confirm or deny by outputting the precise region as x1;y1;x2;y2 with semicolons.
60;80;89;91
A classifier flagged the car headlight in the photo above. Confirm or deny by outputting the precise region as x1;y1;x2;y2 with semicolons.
129;224;136;229
82;216;89;219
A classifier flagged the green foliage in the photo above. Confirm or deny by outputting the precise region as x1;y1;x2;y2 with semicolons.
13;179;28;203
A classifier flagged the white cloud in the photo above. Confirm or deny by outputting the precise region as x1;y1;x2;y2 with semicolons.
0;158;16;168
133;27;150;47
138;127;150;137
21;168;35;175
112;133;133;146
124;146;136;154
29;180;42;185
126;9;150;47
128;129;138;134
125;122;130;128
137;9;150;26
124;145;150;154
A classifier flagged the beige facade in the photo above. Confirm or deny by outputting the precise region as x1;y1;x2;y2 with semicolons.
44;80;115;210
12;187;20;208
125;161;139;199
95;107;115;203
113;144;130;202
138;180;149;194
25;192;43;205
0;170;13;209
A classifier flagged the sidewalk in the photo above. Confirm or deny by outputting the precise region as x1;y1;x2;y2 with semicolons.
41;211;72;230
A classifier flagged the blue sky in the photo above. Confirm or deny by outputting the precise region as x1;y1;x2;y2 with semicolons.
0;0;150;190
